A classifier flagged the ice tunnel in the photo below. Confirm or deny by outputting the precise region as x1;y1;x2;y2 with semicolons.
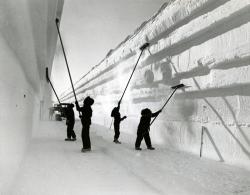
0;0;64;192
60;0;250;169
1;0;250;194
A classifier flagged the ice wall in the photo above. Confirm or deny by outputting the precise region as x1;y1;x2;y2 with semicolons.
0;0;64;193
61;0;250;169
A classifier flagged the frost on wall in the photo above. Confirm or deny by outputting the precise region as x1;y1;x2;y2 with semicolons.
0;0;64;193
61;0;250;169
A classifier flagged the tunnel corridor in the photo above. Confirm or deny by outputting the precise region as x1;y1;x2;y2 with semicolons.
7;121;250;195
1;0;250;194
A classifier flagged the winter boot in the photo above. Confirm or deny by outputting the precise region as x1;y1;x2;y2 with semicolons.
114;139;121;144
81;148;91;152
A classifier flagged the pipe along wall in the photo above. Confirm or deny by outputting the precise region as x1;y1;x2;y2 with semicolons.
61;0;250;169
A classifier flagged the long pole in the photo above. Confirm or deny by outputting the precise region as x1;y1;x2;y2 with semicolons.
49;80;61;104
119;43;149;103
46;67;61;104
55;18;77;102
109;43;149;129
119;49;144;103
150;84;185;126
200;126;205;158
55;18;82;117
150;88;178;126
109;119;113;129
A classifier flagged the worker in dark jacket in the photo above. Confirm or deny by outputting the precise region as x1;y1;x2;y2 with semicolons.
65;104;76;141
75;96;94;152
111;101;127;144
135;108;161;150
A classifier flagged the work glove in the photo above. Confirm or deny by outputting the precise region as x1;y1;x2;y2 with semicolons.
157;109;162;115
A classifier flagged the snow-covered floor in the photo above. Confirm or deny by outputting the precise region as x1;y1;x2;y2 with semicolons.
9;121;250;195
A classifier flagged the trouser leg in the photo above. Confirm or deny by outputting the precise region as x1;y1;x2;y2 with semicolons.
67;123;75;139
67;125;71;138
143;132;152;148
114;123;120;140
70;122;76;139
86;128;91;148
135;134;143;148
82;125;91;149
71;130;76;139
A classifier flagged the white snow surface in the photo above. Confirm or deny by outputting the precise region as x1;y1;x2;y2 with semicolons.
58;0;250;168
8;121;250;195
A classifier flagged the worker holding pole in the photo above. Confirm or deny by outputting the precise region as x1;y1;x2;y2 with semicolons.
135;108;161;150
75;97;94;152
135;84;185;150
110;42;150;143
111;101;127;144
